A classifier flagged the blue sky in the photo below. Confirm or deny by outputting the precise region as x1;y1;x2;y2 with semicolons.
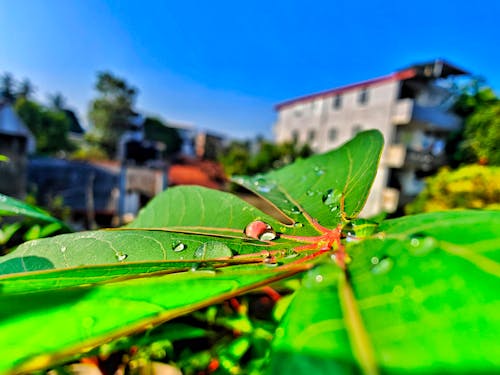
1;0;499;139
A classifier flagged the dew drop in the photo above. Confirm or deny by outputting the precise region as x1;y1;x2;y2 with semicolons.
116;252;128;262
172;241;186;252
306;190;315;196
194;241;233;260
408;233;437;256
314;166;325;176
322;188;342;206
370;256;393;275
259;230;277;241
253;177;275;193
290;206;301;215
60;246;67;253
244;220;276;241
284;249;299;258
263;257;278;267
293;222;303;228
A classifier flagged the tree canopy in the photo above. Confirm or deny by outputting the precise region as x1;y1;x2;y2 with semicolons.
15;97;74;154
88;72;138;157
219;138;312;176
452;78;500;165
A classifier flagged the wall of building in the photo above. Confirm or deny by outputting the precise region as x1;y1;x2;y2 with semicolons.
274;80;402;217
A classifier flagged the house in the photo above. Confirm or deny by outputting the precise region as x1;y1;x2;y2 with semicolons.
0;101;35;198
273;59;467;216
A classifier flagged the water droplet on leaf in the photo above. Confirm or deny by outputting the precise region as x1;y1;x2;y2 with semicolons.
293;222;303;228
408;233;437;255
244;220;276;241
314;166;325;176
116;252;128;262
284;249;299;258
172;241;186;252
263;256;278;267
194;241;233;259
322;188;342;206
370;256;393;275
306;190;315;196
259;230;277;241
253;177;275;193
60;246;67;253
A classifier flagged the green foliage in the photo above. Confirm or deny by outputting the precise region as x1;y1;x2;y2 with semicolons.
219;138;312;176
451;78;500;165
143;116;183;157
406;165;500;214
14;97;74;154
463;101;500;165
0;130;498;374
88;71;138;157
0;73;16;102
0;193;71;253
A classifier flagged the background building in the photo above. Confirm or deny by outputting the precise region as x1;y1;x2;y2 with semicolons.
0;102;35;198
273;59;467;216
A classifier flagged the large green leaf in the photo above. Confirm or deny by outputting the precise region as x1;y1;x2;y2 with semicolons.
0;131;384;371
233;129;383;229
269;210;500;374
0;263;309;374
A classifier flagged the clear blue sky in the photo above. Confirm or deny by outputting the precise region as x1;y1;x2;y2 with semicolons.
1;0;499;139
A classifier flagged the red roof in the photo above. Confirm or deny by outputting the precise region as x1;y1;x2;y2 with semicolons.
168;160;226;190
275;68;416;110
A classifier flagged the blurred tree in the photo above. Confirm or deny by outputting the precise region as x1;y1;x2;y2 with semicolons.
219;138;312;176
15;98;73;154
405;165;500;214
48;92;85;135
88;71;138;157
0;73;16;103
143;117;183;158
462;101;500;165
218;140;251;176
450;78;500;165
48;92;66;110
17;78;35;99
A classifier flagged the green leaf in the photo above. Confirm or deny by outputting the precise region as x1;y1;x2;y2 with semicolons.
0;131;385;372
0;193;70;230
233;130;384;229
269;210;500;374
0;263;309;373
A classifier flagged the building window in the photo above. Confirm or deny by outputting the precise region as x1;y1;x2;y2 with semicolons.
292;130;299;144
294;109;302;117
328;128;338;142
352;125;362;136
358;88;369;105
308;130;316;143
332;94;342;109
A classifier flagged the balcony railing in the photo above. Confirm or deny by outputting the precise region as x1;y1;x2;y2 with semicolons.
392;99;462;130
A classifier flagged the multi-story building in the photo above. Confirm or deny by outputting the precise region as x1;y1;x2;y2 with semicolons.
273;59;467;216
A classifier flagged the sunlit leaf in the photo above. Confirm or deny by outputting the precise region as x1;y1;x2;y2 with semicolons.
269;210;500;374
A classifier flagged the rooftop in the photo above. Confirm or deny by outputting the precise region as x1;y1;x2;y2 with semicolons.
275;59;468;110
